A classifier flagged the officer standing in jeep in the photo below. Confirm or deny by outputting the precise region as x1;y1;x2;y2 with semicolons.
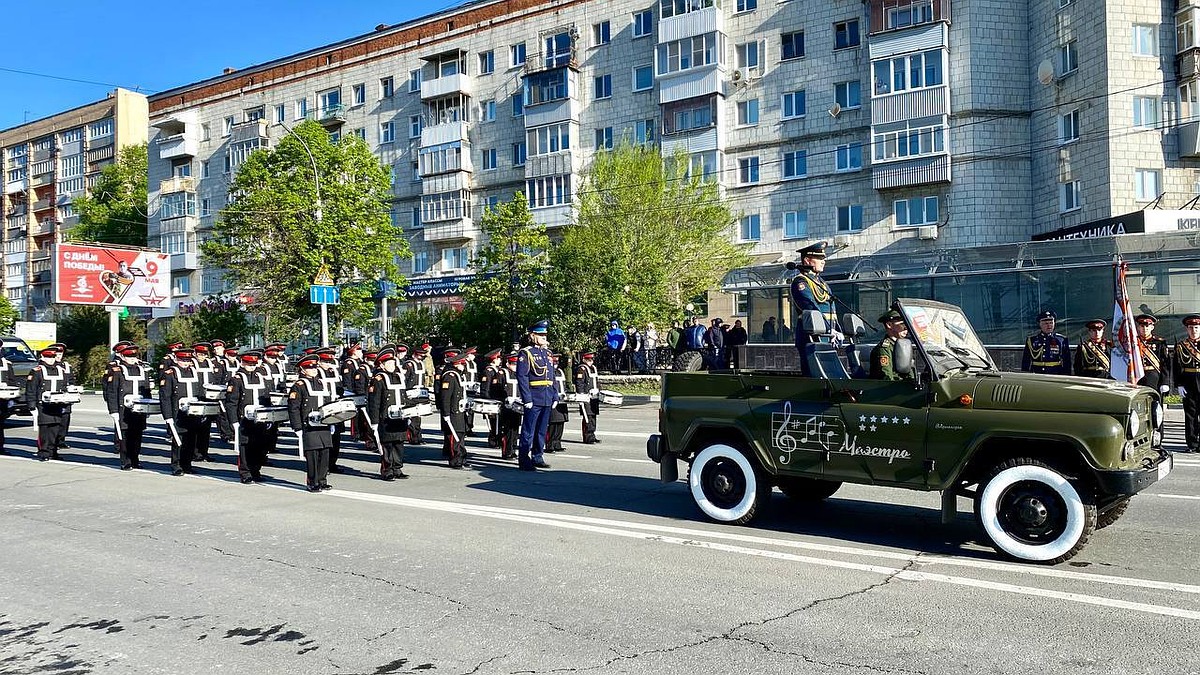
788;242;842;371
1021;310;1072;375
870;309;914;381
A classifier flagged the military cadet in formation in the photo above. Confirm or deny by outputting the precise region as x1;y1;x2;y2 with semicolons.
1173;315;1200;452
313;348;346;472
1135;314;1171;395
225;350;274;483
436;351;470;469
26;347;74;461
104;344;153;470
340;343;374;456
546;353;569;453
403;344;429;445
365;348;410;480
289;354;334;492
574;350;601;445
109;340;135;366
517;321;557;471
1074;319;1113;379
159;347;203;476
481;348;503;448
0;347;18;454
437;347;462;457
49;343;75;447
1021;310;1072;375
870;309;914;381
490;352;521;459
211;340;236;444
258;344;289;461
159;341;183;380
789;242;842;360
190;342;218;461
462;346;479;431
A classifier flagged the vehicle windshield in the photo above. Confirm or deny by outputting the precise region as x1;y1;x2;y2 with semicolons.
2;342;36;362
898;301;995;376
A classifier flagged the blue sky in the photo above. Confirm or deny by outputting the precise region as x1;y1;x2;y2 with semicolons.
0;0;460;131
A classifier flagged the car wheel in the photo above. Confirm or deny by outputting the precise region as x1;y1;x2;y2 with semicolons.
976;457;1096;564
673;351;705;372
688;443;770;525
776;476;842;502
1096;497;1131;530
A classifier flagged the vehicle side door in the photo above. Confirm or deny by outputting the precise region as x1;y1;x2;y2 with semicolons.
824;378;930;486
739;372;832;477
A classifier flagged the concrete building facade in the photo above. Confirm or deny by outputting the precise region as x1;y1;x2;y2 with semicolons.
143;0;1195;323
0;88;148;320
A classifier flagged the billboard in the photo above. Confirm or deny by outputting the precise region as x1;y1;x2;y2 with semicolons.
54;244;171;308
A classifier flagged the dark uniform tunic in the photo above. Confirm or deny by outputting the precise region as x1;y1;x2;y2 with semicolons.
489;366;520;459
403;357;426;445
1137;336;1171;393
340;357;372;455
191;357;220;460
214;356;238;443
288;376;334;490
0;356;18;454
546;365;569;452
26;361;72;460
517;346;558;468
1173;338;1200;450
1021;332;1072;375
366;369;409;478
104;360;153;469
869;336;913;381
159;363;206;474
1074;339;1114;379
482;363;501;448
225;368;274;481
257;356;288;456
789;268;838;346
574;362;601;444
435;367;468;468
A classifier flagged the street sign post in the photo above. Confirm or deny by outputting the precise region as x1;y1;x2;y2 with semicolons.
310;265;339;347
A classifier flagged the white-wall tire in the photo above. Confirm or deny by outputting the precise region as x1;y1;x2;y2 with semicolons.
976;458;1096;564
688;443;769;525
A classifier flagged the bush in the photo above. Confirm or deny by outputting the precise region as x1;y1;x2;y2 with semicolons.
80;345;113;388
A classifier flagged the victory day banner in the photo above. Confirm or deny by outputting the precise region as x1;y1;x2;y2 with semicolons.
54;243;171;308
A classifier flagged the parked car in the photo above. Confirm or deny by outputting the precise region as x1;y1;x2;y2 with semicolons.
1;334;38;415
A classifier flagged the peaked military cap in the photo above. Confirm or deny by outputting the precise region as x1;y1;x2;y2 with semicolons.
1085;319;1107;330
529;320;549;334
1183;314;1200;326
878;309;904;324
796;241;828;258
1037;310;1057;321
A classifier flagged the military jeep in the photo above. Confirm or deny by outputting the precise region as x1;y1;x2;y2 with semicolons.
646;298;1172;564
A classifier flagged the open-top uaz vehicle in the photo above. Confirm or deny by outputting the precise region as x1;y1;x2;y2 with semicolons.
647;299;1172;563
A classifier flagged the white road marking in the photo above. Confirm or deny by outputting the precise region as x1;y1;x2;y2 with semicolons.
562;429;650;439
554;454;592;459
1149;494;1200;501
612;458;655;464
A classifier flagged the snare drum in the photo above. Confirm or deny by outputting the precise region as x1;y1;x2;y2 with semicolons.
504;398;526;414
123;394;161;415
597;389;624;406
564;392;591;404
66;385;85;395
390;402;433;419
180;397;222;417
468;398;502;415
313;398;357;425
342;395;367;407
0;386;20;400
202;383;226;401
268;392;288;406
246;405;290;423
42;391;82;405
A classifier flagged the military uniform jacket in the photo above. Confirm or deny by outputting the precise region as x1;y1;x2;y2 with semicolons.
159;364;204;422
789;269;837;345
1173;338;1200;393
487;367;512;402
287;376;334;448
320;366;344;401
366;370;409;440
869;336;913;381
550;367;570;422
26;362;72;421
195;358;225;396
1021;332;1072;375
1074;339;1113;379
464;358;479;393
574;363;600;396
157;355;175;380
340;358;367;396
1138;337;1170;387
259;359;288;392
224;369;274;426
403;358;426;393
517;346;557;407
436;369;466;417
104;361;154;415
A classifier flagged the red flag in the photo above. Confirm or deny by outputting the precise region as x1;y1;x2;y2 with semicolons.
1110;262;1143;383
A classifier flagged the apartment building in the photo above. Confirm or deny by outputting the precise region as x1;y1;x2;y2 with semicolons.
0;88;149;320
144;0;1197;323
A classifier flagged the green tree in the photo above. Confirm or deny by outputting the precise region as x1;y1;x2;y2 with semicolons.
545;143;751;352
458;194;549;348
53;305;149;386
173;296;256;345
70;143;148;247
201;121;405;341
0;296;18;333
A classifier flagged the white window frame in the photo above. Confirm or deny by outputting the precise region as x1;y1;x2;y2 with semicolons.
1133;96;1160;128
352;84;366;106
1058;182;1082;213
511;43;527;67
783;210;808;239
409;69;422;93
782;150;807;179
780;31;805;61
836;204;864;232
593;21;611;46
410;115;422;139
835;81;862;109
595;127;614;150
412;251;429;274
1059;41;1078;76
1132;24;1158;56
481;100;496;122
895;196;940;226
736;0;757;12
294;98;308;120
834;19;861;50
381;121;396;144
781;90;806;119
835;143;863;171
886;1;933;30
633;65;654;92
736;99;760;126
381;76;395;98
739;214;761;241
634;118;656;145
633;10;653;38
594;74;613;99
512;141;527;166
481;148;498;170
1058;109;1080;144
1134;169;1161;201
871;49;944;97
737;156;760;185
479;50;495;75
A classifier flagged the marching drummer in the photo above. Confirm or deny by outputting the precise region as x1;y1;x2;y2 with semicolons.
481;348;503;448
489;352;521;460
26;347;74;461
225;350;274;484
436;351;471;469
365;348;410;480
190;342;218;462
159;347;203;476
546;353;569;453
319;347;349;473
104;344;153;470
402;344;428;445
574;351;601;444
289;354;334;492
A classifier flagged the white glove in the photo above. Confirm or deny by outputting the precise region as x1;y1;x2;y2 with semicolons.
524;402;533;409
831;329;845;345
1160;385;1170;394
1179;386;1188;398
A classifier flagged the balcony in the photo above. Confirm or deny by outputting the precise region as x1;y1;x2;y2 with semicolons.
171;251;199;271
530;204;572;230
422;219;477;242
421;73;475;101
659;5;723;43
230;119;269;144
657;64;724;105
524;49;579;76
30;248;51;261
872;154;951;190
4;177;27;194
34;220;55;235
871;86;950;125
157;132;198;160
159;215;198;234
159;176;196;195
868;0;950;36
30;172;53;188
32;270;50;284
32;199;52;213
308;104;346;127
421;120;470;148
1180;120;1200;157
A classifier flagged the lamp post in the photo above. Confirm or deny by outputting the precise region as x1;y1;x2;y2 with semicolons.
275;121;330;346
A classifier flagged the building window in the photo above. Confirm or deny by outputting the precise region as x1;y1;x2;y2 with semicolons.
595;127;614;150
201;123;211;141
738;156;760;184
835;81;861;109
834;19;861;49
736;41;761;73
782;90;807;119
245;105;265;122
512;93;524;117
295;98;308;120
381;76;394;98
594;74;613;99
419;142;465;175
1058;182;1082;213
412;251;429;274
736;99;759;126
348;84;364;106
172;160;192;178
887;1;933;30
411;206;422;228
872;121;946;162
1135;169;1161;201
407;115;420;138
160;191;198;219
200;198;211;217
635;118;656;145
660;0;714;19
201;160;209;178
737;0;757;11
353;128;366;140
270;105;283;124
60;128;83;143
837;204;864;232
1058;110;1080;143
895;196;939;226
481;100;496;122
422;190;471;222
1133;96;1160;128
664;96;717;134
381;122;395;144
442;247;470;270
482;148;498;170
512;142;527;166
526;174;571;208
783;210;808;238
593;21;611;46
511;43;527;67
408;69;422;93
479;50;495;75
871;49;944;96
782;150;807;179
633;65;654;92
525;69;570;105
1059;41;1078;76
781;31;805;60
1181;80;1200;122
88;119;113;139
656;33;722;75
1132;24;1158;56
634;10;653;38
734;291;749;316
739;214;761;241
223;116;234;136
528;123;571;155
835;143;863;171
172;274;191;297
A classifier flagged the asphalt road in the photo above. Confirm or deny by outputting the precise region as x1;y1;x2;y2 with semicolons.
1;396;1198;675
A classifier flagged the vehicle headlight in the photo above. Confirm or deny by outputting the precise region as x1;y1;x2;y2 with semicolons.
1127;410;1141;438
1151;398;1163;429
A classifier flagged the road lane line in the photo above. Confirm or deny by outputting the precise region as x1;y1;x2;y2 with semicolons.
562;429;651;439
1149;494;1200;501
612;458;655;464
554;454;592;459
